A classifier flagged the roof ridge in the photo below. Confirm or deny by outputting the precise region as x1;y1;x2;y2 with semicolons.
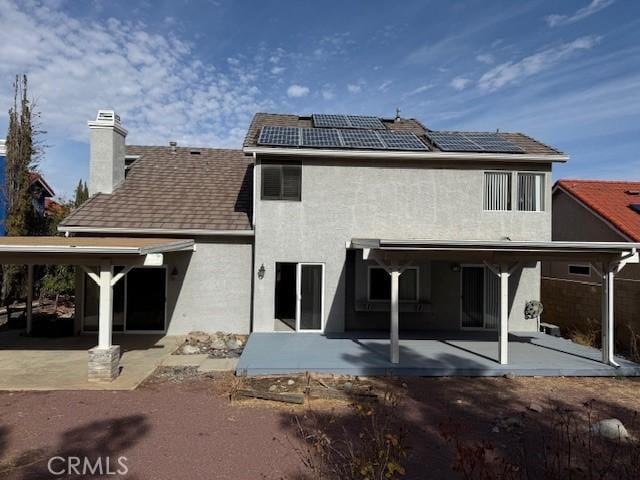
559;179;640;184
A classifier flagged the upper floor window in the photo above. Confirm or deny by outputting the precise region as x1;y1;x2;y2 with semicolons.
484;172;512;211
261;161;301;201
518;173;544;211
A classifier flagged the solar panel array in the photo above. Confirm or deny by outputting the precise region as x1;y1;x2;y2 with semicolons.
258;126;429;151
312;114;385;130
426;131;524;153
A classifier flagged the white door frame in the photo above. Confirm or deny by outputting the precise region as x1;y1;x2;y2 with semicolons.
295;262;325;332
460;264;487;330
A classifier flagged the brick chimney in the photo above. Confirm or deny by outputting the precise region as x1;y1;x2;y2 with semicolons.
87;110;127;195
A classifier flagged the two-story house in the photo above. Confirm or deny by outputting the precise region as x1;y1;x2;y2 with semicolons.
53;110;639;380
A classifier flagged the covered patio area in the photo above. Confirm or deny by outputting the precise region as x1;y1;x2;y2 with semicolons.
236;331;640;377
0;236;194;384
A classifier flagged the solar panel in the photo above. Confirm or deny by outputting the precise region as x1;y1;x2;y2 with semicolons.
464;133;524;153
426;131;523;153
340;129;384;149
312;114;385;129
377;131;429;150
301;128;342;148
346;115;385;130
258;126;299;146
312;114;351;128
426;132;481;152
630;204;640;214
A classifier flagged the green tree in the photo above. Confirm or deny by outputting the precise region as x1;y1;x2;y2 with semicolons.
1;74;47;305
74;179;89;208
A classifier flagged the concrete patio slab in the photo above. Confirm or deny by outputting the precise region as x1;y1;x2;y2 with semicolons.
236;331;640;377
162;353;209;367
197;357;238;373
0;331;182;390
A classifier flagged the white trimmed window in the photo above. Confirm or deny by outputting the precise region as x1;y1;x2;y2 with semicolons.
484;172;512;211
517;173;544;211
368;266;419;302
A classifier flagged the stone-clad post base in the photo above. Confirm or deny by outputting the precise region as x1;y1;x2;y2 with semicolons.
88;345;121;382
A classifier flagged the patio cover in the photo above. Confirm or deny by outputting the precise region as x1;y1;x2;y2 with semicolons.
0;236;195;356
350;238;640;367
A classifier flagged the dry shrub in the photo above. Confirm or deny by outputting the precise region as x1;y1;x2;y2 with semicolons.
292;392;408;480
568;318;600;348
440;401;640;480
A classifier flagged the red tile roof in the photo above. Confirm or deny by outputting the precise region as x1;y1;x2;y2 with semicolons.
556;179;640;241
28;171;55;197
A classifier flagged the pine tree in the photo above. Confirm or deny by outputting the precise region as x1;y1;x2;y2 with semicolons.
74;179;89;208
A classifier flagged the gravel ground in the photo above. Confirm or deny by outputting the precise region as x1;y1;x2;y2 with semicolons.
0;372;639;479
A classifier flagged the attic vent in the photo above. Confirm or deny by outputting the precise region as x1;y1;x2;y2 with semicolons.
625;189;640;195
189;150;201;155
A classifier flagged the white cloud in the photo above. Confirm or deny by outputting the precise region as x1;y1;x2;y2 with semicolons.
287;84;310;97
545;0;614;27
321;89;335;100
271;66;285;75
227;57;240;66
450;77;471;91
476;53;494;65
377;80;393;92
402;83;434;98
347;83;362;93
479;36;600;91
0;0;271;195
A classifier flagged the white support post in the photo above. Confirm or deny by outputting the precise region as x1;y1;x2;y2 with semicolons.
390;269;400;364
601;266;620;367
26;264;33;335
98;264;114;350
499;264;509;365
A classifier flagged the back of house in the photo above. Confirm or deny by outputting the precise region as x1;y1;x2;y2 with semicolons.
60;110;568;338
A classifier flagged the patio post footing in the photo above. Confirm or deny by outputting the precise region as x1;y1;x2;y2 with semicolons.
88;345;120;382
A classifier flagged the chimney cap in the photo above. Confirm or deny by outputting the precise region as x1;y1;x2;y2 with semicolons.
169;141;177;154
88;109;127;135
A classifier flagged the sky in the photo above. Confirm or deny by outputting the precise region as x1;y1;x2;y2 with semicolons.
0;0;639;199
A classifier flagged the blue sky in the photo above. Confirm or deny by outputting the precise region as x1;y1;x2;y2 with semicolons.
1;0;639;199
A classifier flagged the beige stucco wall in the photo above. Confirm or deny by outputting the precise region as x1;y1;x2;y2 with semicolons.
254;157;551;333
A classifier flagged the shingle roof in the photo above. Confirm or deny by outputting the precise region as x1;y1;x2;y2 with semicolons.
556;179;640;241
60;146;252;231
243;112;563;156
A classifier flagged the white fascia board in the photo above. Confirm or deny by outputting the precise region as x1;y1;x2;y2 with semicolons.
350;238;640;253
0;245;143;255
244;146;569;163
58;225;255;237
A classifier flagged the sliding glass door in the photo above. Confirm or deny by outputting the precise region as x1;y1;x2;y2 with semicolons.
295;263;324;332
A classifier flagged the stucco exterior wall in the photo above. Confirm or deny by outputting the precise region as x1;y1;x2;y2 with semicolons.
164;238;253;335
254;157;551;333
76;237;253;335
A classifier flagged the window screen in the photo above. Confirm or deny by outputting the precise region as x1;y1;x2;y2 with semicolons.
518;173;544;211
368;267;418;302
261;161;301;200
484;172;512;211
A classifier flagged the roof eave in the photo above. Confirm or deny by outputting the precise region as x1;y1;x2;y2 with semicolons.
244;146;568;163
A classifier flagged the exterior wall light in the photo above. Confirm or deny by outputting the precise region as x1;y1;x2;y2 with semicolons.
170;267;179;279
258;264;266;280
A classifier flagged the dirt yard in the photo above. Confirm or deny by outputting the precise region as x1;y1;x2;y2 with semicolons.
0;371;638;479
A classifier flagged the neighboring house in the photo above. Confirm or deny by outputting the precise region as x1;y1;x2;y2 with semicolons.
28;171;55;216
542;180;640;347
0;138;56;234
58;110;565;335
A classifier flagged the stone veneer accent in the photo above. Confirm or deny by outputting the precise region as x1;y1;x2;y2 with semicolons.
88;345;121;382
